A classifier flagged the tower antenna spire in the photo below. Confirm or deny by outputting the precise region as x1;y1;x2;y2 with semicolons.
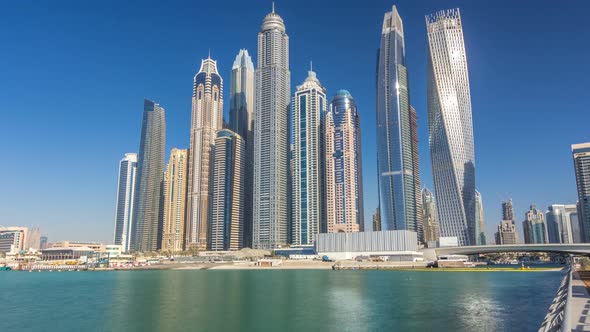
310;61;313;71
272;2;275;13
208;48;211;59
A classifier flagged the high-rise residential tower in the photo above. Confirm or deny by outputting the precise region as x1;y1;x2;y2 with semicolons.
376;6;420;236
113;153;138;252
421;187;440;243
522;205;546;244
209;129;245;251
229;49;255;248
495;220;517;245
410;106;423;242
132;99;166;252
546;204;579;244
253;6;290;249
292;69;326;244
426;9;476;246
186;57;223;250
325;90;364;234
475;190;486;245
502;199;515;223
161;148;188;252
373;208;381;232
573;142;590;242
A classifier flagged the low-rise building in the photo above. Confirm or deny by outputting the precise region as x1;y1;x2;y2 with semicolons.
48;241;106;252
41;247;95;262
105;245;123;257
316;230;419;260
0;227;29;253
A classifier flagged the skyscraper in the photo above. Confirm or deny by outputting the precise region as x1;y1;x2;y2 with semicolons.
209;129;245;251
475;190;486;245
324;90;364;233
502;199;515;223
229;49;255;248
546;204;579;244
426;9;476;246
376;6;420;235
186;57;223;250
410;106;423;242
161;148;188;252
522;204;546;244
373;208;381;232
40;236;48;250
253;6;290;249
495;220;517;245
421;188;440;243
292;69;326;244
26;226;41;250
132;99;166;252
573;142;590;242
113;153;138;252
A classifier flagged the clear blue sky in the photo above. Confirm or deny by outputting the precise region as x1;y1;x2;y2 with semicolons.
1;0;589;244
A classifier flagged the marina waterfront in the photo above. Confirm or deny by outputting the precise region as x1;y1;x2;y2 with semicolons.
1;269;563;331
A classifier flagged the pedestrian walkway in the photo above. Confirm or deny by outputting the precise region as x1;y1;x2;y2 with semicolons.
571;271;590;331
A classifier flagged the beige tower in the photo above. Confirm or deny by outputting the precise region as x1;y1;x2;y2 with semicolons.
325;90;364;233
162;148;188;252
186;57;223;250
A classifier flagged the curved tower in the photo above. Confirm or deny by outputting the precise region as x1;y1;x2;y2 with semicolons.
253;6;290;249
376;6;419;234
132;99;166;252
186;57;223;250
426;9;476;246
325;90;364;233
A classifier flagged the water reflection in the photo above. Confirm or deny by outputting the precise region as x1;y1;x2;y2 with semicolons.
0;269;565;332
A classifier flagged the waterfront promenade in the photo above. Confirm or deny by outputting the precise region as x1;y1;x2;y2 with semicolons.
570;272;590;331
540;269;590;331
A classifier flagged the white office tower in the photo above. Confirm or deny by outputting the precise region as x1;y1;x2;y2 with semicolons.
253;5;290;249
426;9;476;246
292;69;326;245
113;153;138;252
186;57;223;250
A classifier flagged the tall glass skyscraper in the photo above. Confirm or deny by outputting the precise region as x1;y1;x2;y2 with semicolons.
426;9;476;246
523;205;546;244
376;6;420;235
132;99;166;252
292;69;326;244
186;57;223;250
325;90;364;233
546;204;580;244
253;6;290;249
161;148;188;252
230;49;255;248
209;129;245;251
113;153;138;252
573;142;590;242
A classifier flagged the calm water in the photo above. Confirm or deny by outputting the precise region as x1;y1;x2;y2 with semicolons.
0;269;562;331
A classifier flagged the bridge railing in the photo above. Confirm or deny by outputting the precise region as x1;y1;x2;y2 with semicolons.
538;267;572;332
